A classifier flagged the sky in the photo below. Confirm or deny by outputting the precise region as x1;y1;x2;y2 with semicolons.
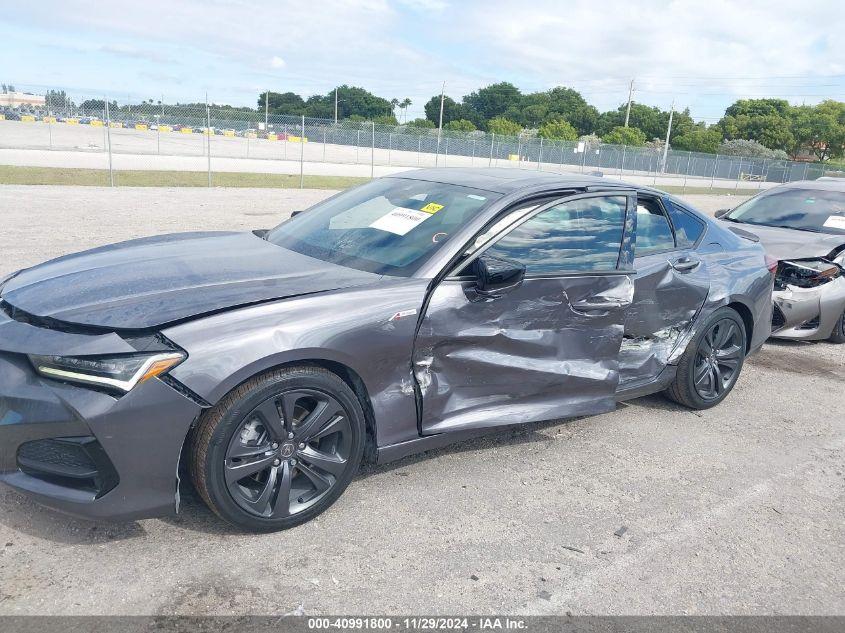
2;0;844;124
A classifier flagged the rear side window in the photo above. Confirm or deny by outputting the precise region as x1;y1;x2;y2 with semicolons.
635;198;675;256
481;195;627;274
669;203;706;247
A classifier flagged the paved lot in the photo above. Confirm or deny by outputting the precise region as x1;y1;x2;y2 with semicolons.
0;185;842;615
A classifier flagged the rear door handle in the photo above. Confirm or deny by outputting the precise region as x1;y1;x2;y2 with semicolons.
670;256;701;272
571;298;628;311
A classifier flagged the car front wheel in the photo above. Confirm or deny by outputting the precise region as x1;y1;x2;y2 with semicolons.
189;366;366;532
664;306;747;410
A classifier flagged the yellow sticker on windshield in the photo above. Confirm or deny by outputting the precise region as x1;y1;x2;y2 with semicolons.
420;202;444;214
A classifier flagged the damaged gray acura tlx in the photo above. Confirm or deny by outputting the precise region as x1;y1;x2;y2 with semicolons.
0;168;774;531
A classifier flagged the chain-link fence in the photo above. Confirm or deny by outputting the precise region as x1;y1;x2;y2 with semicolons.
0;91;836;190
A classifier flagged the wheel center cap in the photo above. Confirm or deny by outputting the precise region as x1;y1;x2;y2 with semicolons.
280;442;295;458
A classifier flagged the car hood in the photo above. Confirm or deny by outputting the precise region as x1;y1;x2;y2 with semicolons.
718;221;845;261
0;231;381;330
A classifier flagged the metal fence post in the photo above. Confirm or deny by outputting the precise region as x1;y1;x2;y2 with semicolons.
300;115;305;189
388;133;392;166
710;155;719;190
323;128;327;162
356;130;360;164
471;139;476;167
417;137;421;166
205;97;212;187
104;100;114;187
444;137;449;167
371;121;375;179
735;157;743;190
537;137;543;171
489;133;494;167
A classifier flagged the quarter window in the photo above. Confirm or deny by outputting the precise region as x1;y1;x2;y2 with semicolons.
669;204;706;247
480;195;627;274
635;198;675;256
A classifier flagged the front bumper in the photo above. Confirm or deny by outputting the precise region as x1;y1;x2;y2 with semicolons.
0;351;202;521
771;276;845;340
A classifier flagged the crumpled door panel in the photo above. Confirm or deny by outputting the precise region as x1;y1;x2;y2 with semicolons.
619;253;710;387
414;274;633;434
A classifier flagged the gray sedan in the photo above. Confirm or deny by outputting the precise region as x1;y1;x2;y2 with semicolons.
0;169;773;531
716;178;845;343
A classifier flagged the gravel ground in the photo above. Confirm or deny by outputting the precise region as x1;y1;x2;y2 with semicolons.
0;185;842;616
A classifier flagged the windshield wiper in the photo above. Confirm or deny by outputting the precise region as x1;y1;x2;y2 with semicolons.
768;224;823;233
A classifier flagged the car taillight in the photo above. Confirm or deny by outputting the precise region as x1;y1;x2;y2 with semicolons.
764;254;779;275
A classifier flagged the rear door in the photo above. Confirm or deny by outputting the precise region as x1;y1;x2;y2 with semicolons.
413;192;637;435
618;195;710;388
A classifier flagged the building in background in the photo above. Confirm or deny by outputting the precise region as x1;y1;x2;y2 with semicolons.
0;91;46;108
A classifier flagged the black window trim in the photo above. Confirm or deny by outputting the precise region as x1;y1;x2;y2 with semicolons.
447;190;637;280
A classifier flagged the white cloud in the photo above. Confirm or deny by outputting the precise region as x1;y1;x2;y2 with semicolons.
269;56;286;69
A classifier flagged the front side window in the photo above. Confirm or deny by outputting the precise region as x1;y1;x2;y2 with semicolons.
635;198;675;256
726;188;845;235
480;195;627;274
266;178;499;276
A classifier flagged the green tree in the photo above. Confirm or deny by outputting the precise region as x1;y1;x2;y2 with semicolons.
791;101;845;160
444;119;477;132
258;91;305;115
423;95;464;126
399;97;412;122
462;82;522;126
487;116;522;136
537;118;578;141
671;127;723;154
407;117;435;128
373;114;399;125
718;99;795;152
602;126;647;146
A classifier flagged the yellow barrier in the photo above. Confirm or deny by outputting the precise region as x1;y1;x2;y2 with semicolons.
223;130;235;137
90;120;104;127
134;123;148;131
287;135;308;143
66;118;79;125
158;125;172;133
21;115;35;122
267;134;279;141
109;121;123;128
245;132;257;139
180;127;193;134
0;114;4;120
43;116;57;124
508;154;519;161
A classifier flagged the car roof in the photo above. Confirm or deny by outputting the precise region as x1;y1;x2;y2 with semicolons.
392;167;644;195
775;178;845;193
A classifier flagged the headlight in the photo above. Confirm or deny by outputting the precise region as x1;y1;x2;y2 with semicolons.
29;352;186;393
775;259;842;290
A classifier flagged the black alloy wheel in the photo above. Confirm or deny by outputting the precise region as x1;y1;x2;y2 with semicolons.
692;318;745;401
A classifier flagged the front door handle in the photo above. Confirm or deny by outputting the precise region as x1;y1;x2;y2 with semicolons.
670;256;701;272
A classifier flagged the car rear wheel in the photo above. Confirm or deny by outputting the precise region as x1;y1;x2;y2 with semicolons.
664;307;747;410
829;309;845;344
189;366;366;532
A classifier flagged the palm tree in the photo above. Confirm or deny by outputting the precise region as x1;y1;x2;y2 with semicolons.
400;98;412;123
390;98;400;119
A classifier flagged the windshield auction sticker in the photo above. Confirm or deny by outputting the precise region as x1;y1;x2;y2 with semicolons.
370;207;433;235
822;215;845;230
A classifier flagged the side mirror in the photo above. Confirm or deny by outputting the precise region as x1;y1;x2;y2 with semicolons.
714;208;732;219
290;210;305;217
471;255;526;296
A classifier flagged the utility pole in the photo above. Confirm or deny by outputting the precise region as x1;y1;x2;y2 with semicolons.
661;100;674;173
436;81;445;166
624;78;634;128
264;89;269;129
334;88;338;124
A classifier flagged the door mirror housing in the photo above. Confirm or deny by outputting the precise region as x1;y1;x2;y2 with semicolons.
714;208;732;219
471;255;526;295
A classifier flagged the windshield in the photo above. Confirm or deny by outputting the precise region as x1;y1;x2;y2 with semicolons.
726;188;845;235
266;177;499;276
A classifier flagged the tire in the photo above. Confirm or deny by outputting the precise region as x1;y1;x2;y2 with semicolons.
189;366;366;532
664;306;747;410
828;309;845;344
